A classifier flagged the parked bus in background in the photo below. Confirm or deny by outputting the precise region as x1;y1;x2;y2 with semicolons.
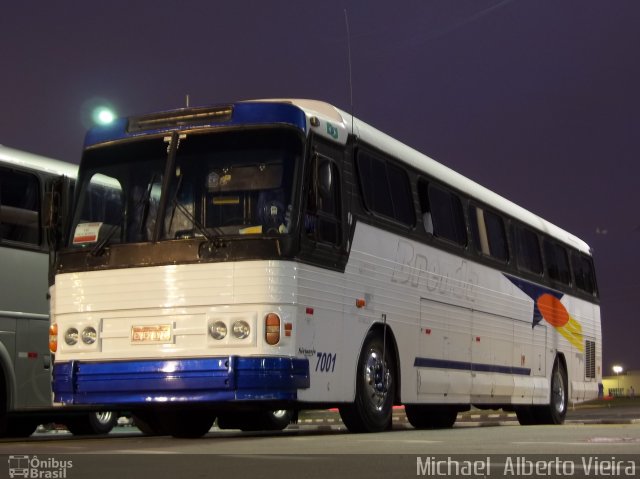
0;144;117;436
47;100;601;437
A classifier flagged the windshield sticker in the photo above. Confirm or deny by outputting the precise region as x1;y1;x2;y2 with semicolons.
73;222;103;244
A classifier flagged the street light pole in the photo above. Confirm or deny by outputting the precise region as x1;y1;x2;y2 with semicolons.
613;365;623;396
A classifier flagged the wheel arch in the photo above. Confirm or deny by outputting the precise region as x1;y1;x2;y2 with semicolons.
0;343;16;412
554;351;569;396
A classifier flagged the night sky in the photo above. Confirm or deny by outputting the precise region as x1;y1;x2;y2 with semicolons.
2;1;639;374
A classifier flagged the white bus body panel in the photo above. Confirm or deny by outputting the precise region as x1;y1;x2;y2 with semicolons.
52;220;600;407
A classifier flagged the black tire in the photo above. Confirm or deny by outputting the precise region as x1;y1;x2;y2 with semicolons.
161;410;216;438
516;359;568;426
66;411;118;435
2;417;39;438
515;407;537;426
535;359;568;425
218;410;293;431
242;410;293;431
132;411;168;436
405;405;457;429
339;330;396;433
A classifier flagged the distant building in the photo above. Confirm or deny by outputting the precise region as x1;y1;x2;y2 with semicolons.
602;369;639;397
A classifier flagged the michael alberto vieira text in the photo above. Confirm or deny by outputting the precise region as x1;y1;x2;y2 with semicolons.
416;456;638;476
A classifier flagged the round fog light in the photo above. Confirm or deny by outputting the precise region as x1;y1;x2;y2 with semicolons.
210;321;227;340
65;328;79;346
232;320;250;339
82;326;97;344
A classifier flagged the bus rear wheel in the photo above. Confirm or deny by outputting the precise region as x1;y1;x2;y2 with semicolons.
339;331;396;433
405;405;458;429
1;417;39;438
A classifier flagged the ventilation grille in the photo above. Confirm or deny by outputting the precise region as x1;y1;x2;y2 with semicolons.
585;340;596;379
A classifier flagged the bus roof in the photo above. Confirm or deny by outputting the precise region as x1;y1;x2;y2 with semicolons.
0;144;78;179
279;99;592;255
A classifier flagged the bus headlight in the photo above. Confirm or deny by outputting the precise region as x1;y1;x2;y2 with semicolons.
209;321;227;340
232;320;250;339
64;328;79;346
82;326;97;345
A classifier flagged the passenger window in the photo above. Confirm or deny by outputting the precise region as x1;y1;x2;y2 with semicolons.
469;205;509;262
543;239;571;285
515;225;542;274
0;168;40;245
418;180;466;246
572;253;597;295
356;151;414;227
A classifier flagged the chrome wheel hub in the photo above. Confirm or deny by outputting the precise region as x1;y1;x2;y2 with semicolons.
364;350;390;411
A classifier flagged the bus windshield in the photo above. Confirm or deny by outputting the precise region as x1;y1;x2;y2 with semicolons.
70;128;301;248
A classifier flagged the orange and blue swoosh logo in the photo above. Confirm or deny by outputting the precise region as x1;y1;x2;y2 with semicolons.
505;275;584;352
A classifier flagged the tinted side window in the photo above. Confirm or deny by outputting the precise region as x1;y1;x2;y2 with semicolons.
469;205;509;262
386;162;415;226
572;253;597;295
356;152;393;218
543;239;571;285
418;180;466;246
356;151;414;226
515;225;542;274
0;168;40;245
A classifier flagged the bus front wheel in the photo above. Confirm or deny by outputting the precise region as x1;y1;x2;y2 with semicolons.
516;359;568;426
339;331;396;433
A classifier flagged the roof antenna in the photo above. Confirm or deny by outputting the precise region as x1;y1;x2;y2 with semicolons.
185;93;190;108
344;9;355;135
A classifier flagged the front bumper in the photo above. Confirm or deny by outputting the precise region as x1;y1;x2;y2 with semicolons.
53;356;309;405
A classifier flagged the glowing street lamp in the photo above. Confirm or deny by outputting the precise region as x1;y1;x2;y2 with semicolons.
92;106;116;126
613;365;623;396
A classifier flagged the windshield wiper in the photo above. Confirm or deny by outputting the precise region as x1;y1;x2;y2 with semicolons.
170;196;221;247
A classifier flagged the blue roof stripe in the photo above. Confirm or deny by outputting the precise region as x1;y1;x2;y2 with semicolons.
84;101;308;148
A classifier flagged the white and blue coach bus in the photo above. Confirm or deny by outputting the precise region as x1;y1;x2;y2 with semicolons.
47;100;601;437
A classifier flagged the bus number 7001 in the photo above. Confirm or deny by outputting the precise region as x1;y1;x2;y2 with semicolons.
315;352;337;373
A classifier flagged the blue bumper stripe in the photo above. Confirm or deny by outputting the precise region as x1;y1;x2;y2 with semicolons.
53;356;310;405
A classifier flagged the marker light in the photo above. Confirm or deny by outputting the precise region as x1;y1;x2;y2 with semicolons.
209;321;227;340
265;313;281;345
82;326;97;345
49;323;58;353
232;320;250;339
64;328;79;346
